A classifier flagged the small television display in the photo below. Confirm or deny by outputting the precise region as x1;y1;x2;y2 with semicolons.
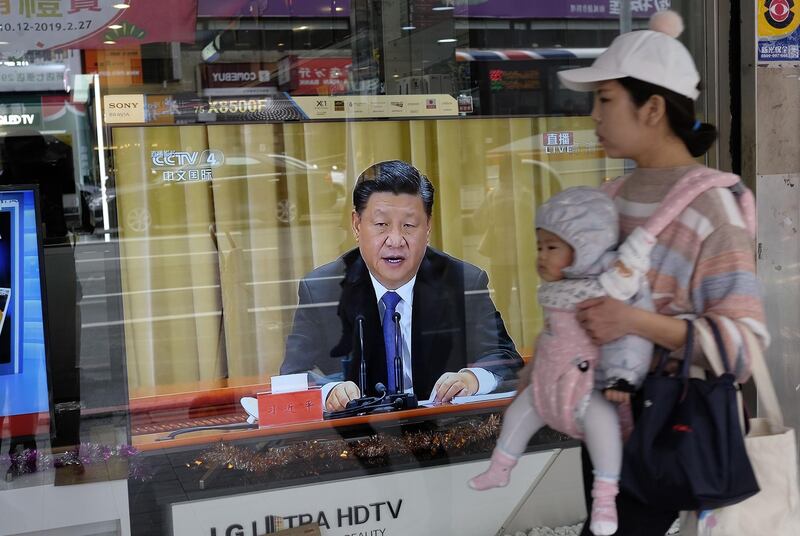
0;187;49;426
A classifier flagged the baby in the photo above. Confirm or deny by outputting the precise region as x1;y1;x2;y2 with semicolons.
469;187;653;536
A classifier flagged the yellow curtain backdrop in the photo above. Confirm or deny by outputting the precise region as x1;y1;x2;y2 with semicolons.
113;126;225;392
114;116;620;392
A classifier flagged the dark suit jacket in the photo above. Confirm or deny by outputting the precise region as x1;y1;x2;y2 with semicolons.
280;247;523;399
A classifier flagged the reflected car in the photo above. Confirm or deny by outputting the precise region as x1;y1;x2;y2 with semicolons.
102;152;344;234
216;153;341;224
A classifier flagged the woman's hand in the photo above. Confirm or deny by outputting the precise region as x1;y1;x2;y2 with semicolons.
578;298;689;351
575;296;636;345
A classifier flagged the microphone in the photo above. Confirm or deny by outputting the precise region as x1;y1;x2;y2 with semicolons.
323;311;418;419
330;380;417;418
392;311;403;394
356;314;366;395
343;382;387;410
339;314;385;414
383;311;418;411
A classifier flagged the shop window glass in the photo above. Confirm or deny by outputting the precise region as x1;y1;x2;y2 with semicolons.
0;2;711;535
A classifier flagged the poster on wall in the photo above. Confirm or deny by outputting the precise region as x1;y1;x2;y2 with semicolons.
0;188;49;423
757;0;800;62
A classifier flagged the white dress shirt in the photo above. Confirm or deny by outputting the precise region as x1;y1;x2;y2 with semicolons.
321;274;499;402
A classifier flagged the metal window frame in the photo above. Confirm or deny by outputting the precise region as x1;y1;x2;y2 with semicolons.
706;0;725;171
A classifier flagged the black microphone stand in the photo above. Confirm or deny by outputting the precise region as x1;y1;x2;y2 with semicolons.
326;314;389;418
384;312;417;411
392;311;403;393
324;312;417;419
357;315;367;395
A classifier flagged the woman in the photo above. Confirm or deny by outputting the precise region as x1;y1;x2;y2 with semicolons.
557;11;769;535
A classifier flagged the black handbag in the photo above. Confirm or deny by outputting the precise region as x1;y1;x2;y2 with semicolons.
620;318;760;511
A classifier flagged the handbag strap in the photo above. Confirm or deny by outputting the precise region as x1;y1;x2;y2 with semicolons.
698;318;747;433
695;318;784;427
701;316;733;375
653;319;695;379
742;327;784;427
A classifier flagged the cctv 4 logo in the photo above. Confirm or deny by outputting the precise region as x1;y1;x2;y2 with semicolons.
151;150;225;168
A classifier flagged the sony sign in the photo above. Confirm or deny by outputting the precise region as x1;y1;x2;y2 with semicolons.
104;94;146;124
107;102;139;109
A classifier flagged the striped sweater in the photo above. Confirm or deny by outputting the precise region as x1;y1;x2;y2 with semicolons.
607;165;768;381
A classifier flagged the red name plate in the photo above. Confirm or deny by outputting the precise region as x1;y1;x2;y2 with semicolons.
257;389;323;427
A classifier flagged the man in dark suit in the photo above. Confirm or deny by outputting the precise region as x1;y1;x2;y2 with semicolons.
280;160;522;411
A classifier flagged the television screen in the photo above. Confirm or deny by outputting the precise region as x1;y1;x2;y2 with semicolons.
0;188;49;423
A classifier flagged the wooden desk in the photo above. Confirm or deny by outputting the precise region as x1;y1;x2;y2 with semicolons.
131;388;513;451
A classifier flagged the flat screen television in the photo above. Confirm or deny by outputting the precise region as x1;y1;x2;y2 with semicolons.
0;186;50;434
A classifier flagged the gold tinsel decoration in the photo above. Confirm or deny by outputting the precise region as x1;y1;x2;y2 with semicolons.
196;414;504;475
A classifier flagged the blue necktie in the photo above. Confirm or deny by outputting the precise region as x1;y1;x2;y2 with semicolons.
381;291;402;393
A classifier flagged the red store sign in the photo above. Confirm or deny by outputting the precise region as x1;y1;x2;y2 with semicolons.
279;56;351;96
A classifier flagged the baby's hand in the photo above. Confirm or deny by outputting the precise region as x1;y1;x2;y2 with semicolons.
603;378;634;404
604;389;631;404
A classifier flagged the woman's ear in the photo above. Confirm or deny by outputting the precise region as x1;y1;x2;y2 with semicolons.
643;94;667;126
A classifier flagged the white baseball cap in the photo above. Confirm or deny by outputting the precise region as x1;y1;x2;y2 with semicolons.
558;11;700;101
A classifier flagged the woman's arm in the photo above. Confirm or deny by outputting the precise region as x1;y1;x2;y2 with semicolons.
629;305;688;350
578;221;768;381
576;297;688;350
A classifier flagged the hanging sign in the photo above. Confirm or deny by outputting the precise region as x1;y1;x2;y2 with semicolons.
0;0;196;52
292;95;459;120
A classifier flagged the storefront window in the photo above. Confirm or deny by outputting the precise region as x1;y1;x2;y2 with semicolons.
0;2;710;535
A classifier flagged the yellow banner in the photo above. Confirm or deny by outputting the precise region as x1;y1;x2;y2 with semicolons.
293;95;458;120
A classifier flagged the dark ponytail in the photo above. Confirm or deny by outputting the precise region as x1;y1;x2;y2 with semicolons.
618;77;717;157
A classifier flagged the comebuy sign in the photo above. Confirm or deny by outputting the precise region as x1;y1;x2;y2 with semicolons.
199;62;277;96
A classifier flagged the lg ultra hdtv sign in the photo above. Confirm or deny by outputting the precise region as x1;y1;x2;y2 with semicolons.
171;452;554;536
207;500;403;536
